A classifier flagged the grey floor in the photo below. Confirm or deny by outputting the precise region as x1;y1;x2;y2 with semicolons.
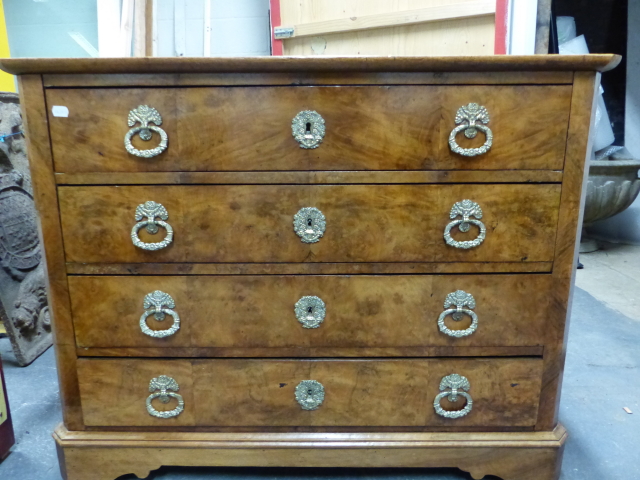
0;287;639;480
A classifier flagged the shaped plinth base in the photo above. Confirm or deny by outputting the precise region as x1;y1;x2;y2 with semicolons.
55;423;566;480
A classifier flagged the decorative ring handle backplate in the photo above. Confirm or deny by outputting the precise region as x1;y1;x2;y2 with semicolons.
434;374;473;419
140;290;181;338
295;380;325;410
295;296;326;329
448;103;493;157
444;199;486;249
146;375;184;419
124;105;168;158
437;290;478;338
292;110;325;149
293;207;326;243
131;201;174;251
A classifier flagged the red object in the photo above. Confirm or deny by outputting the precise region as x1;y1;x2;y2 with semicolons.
0;354;14;460
270;0;511;56
269;0;283;56
494;0;509;54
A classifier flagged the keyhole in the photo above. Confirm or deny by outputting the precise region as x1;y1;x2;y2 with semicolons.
307;218;313;227
305;122;312;134
308;389;314;395
308;307;314;314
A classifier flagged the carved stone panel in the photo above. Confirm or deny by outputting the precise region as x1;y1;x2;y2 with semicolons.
0;94;51;366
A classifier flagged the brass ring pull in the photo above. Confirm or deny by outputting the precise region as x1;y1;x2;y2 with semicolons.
443;200;486;250
448;103;493;157
437;290;478;338
124;105;168;158
146;375;184;419
295;380;325;410
140;291;180;338
434;374;473;419
131;201;174;251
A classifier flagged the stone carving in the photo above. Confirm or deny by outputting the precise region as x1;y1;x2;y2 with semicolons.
0;93;52;366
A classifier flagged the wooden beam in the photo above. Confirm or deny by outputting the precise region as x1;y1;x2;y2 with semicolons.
120;0;134;57
274;1;496;40
133;0;146;57
145;0;154;56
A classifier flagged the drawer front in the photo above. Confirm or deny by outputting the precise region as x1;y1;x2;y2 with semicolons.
77;358;543;427
47;85;570;173
59;184;561;264
70;275;551;351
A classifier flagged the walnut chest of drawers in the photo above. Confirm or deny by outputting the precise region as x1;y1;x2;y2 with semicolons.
2;55;619;480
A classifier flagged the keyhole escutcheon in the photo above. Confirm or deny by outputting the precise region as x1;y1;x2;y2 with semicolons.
292;111;325;149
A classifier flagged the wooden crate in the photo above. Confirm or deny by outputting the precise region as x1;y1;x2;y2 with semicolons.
270;0;508;56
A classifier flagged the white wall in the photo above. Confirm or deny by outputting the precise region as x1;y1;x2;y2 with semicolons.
4;0;99;58
588;0;640;245
4;0;271;58
156;0;271;57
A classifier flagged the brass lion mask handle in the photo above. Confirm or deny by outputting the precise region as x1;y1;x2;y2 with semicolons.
437;290;478;338
448;103;493;157
131;201;174;251
140;290;181;338
124;105;168;158
146;375;184;419
443;200;486;250
434;374;473;419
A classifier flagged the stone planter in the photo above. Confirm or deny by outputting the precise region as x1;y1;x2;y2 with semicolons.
580;159;640;252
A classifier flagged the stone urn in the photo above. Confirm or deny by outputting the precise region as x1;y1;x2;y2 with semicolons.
580;159;640;252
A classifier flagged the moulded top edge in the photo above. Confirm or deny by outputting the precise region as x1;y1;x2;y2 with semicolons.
0;54;621;76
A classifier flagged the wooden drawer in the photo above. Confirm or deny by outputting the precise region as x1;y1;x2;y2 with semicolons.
47;85;571;173
77;358;543;428
59;184;561;264
70;274;551;352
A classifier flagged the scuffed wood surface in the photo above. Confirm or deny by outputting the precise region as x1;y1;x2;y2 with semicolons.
17;75;84;430
0;54;621;75
54;423;566;480
77;357;543;428
65;261;554;275
47;85;570;173
537;71;600;431
69;274;552;350
58;184;561;264
42;71;575;87
54;170;564;185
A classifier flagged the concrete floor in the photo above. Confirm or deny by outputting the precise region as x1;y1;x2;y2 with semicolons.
576;241;640;321
1;248;639;479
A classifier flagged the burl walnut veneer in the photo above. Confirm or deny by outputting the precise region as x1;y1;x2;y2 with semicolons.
1;54;620;480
